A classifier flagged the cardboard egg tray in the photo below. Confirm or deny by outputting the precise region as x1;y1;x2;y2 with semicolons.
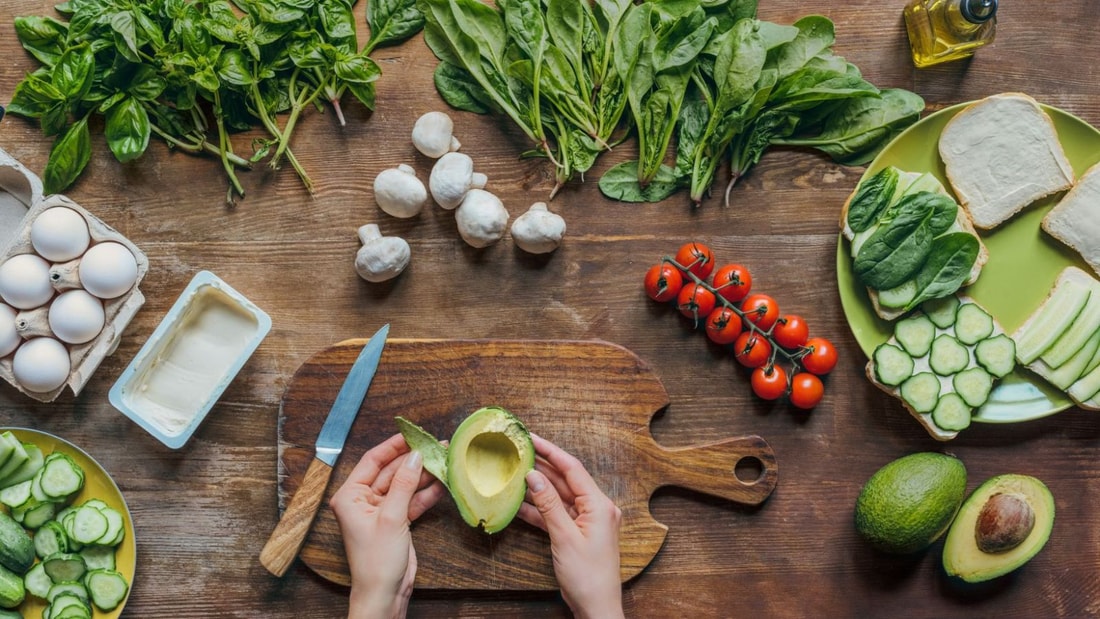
0;148;148;402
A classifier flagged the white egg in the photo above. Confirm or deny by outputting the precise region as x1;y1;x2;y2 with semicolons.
48;289;105;345
79;242;138;299
12;337;70;393
30;207;90;262
0;304;20;357
0;254;54;310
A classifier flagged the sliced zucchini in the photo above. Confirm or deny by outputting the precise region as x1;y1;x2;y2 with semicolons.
23;562;51;599
953;366;994;407
34;520;69;560
42;553;87;585
873;343;915;387
929;335;970;376
1015;280;1090;364
39;453;84;501
954;302;994;345
922;295;961;329
878;280;918;309
84;569;128;611
895;314;936;357
931;392;972;431
975;334;1016;379
900;372;942;414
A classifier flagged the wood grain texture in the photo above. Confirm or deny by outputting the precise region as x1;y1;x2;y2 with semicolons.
0;0;1099;616
278;339;777;589
259;457;335;577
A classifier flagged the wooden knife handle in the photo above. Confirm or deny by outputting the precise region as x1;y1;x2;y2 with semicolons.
649;435;778;506
260;457;334;577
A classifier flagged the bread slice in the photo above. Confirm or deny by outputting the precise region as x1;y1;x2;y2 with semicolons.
1012;266;1100;411
1042;161;1100;278
939;93;1074;230
840;170;989;321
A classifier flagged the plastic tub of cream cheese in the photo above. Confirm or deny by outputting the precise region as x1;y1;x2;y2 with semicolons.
109;271;271;448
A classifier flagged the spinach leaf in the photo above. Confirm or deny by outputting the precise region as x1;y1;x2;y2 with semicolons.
854;201;935;291
846;167;899;233
104;96;150;163
599;160;684;203
43;116;91;194
433;62;492;114
774;15;835;79
905;232;980;311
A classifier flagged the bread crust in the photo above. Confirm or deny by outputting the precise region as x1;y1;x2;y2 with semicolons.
1041;162;1100;279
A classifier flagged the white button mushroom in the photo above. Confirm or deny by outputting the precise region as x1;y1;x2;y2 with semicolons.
355;224;411;283
510;202;566;254
455;189;509;248
429;152;487;210
373;164;428;218
412;111;461;158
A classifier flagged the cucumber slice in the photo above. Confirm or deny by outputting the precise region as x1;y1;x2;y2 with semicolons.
79;546;115;572
873;343;915;387
0;444;44;489
975;334;1016;379
47;581;88;603
1047;329;1100;390
39;453;84;501
0;480;32;510
84;569;128;612
895;314;936;357
0;437;14;481
1041;286;1100;368
878;280;918;309
953;366;994;407
900;372;942;414
922;296;961;329
22;501;57;530
34;521;69;560
954;303;994;345
929;335;970;376
1015;280;1090;364
42;553;87;584
70;507;108;546
931;392;972;431
47;592;89;617
23;562;51;599
1069;362;1100;404
0;439;28;483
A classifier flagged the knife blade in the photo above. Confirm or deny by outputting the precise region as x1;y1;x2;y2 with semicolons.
259;324;389;577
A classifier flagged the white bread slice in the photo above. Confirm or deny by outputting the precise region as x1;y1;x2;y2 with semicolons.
1011;266;1100;411
1042;161;1100;278
840;170;989;321
939;93;1074;230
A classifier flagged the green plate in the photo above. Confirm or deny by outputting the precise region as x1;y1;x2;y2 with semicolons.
837;101;1100;423
4;428;136;618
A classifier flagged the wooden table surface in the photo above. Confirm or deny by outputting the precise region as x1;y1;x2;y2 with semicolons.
2;1;1100;617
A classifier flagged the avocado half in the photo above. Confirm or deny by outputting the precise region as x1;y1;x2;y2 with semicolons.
942;474;1055;583
397;407;535;534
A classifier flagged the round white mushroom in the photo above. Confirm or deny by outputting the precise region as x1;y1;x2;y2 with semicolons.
429;152;487;210
412;111;461;158
355;224;411;283
510;202;566;254
373;164;428;218
455;189;509;248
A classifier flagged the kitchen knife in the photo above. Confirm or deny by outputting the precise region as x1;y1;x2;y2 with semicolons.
259;324;389;577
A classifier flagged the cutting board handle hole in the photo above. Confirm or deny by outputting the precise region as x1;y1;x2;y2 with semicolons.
733;456;765;484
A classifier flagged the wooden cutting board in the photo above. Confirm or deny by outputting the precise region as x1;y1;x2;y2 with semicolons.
277;338;778;590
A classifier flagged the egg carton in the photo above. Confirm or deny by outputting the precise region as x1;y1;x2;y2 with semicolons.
0;149;148;402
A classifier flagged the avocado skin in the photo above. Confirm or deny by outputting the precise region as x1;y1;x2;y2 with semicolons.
942;474;1055;583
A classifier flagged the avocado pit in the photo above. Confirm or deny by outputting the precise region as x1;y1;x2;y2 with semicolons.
975;492;1035;553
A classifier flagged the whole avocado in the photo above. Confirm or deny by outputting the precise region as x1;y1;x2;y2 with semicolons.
854;452;967;554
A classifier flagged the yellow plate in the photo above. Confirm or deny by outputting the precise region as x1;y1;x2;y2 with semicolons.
4;428;135;618
836;102;1100;423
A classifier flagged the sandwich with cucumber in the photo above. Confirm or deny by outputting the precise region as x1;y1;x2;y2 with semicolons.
842;166;988;321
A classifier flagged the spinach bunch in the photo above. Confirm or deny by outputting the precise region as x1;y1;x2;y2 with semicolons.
7;0;423;201
600;13;924;206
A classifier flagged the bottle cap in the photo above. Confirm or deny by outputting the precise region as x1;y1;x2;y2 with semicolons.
961;0;997;23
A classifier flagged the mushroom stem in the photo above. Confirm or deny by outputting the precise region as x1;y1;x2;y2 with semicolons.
358;224;383;245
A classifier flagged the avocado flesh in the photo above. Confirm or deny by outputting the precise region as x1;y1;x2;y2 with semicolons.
943;474;1055;583
446;407;534;534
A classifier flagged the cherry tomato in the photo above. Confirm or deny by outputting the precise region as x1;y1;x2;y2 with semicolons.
734;332;771;368
740;294;779;331
674;242;716;280
676;282;716;321
751;365;788;401
711;263;752;303
644;263;683;303
705;306;741;345
789;372;824;409
801;337;838;375
772;315;809;349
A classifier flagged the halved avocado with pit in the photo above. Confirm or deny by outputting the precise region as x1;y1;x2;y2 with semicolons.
397;406;535;534
942;474;1055;583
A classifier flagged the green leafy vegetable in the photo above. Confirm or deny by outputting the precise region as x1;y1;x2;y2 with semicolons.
847;166;898;233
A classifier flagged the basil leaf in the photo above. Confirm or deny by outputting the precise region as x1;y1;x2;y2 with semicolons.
599;160;684;202
343;80;376;110
217;48;255;87
13;16;68;67
367;0;425;49
43;116;92;194
105;96;150;163
127;64;167;101
41;101;70;137
847;167;898;233
318;0;357;51
334;53;380;85
7;71;63;119
109;11;140;61
51;44;95;102
905;233;981;311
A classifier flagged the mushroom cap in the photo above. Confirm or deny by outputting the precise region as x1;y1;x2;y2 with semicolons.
511;202;566;254
373;165;427;218
430;152;480;210
455;189;509;248
412;111;458;158
355;231;411;283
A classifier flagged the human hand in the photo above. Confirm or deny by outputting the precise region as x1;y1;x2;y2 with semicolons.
517;434;624;619
330;434;446;619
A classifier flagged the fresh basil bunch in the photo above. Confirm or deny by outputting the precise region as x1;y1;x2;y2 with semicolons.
7;0;424;201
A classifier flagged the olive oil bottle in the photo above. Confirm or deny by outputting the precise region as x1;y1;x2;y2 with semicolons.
904;0;998;68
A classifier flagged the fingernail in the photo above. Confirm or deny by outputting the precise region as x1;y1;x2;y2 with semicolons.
404;450;422;469
526;470;544;492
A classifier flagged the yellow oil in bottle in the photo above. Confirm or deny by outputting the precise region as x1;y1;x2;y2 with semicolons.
904;0;997;68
